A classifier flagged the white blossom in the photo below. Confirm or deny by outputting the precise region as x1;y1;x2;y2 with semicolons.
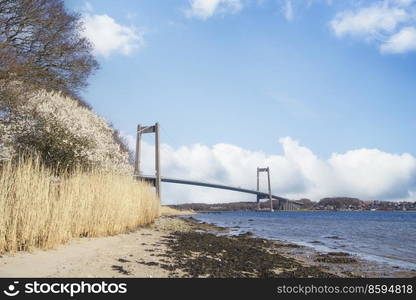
0;89;133;174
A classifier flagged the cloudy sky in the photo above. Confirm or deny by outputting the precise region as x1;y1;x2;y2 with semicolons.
66;0;416;204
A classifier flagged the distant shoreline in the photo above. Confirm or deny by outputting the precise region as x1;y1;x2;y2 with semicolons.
169;198;416;213
194;210;416;213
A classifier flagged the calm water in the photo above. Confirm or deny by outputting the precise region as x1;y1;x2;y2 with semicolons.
192;211;416;269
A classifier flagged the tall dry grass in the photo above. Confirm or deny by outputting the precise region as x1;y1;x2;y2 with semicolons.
0;158;160;253
160;206;195;216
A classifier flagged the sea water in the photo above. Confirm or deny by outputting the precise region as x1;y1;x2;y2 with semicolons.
191;211;416;270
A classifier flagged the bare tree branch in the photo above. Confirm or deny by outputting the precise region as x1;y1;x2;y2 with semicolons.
0;0;98;97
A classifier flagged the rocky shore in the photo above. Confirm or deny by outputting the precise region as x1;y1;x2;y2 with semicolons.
139;216;416;278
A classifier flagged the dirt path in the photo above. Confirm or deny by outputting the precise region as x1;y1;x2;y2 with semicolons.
0;218;185;278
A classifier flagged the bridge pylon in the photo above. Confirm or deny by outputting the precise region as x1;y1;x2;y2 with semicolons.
257;167;274;212
134;123;161;200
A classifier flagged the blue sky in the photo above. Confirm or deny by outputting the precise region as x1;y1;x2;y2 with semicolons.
65;0;416;203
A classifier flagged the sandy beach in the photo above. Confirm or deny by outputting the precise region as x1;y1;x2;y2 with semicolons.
0;217;193;278
0;215;415;278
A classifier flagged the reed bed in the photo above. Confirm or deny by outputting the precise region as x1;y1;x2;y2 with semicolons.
0;158;160;253
160;206;195;216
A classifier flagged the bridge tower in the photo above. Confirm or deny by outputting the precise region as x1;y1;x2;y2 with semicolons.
134;123;161;199
256;167;274;212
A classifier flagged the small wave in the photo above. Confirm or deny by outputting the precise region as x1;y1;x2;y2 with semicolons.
309;240;325;245
325;236;345;240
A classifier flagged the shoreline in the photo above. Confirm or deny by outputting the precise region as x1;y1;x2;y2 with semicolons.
195;210;416;213
165;216;416;278
188;211;416;275
0;215;414;278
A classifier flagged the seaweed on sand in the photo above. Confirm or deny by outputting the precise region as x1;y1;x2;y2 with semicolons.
158;231;338;278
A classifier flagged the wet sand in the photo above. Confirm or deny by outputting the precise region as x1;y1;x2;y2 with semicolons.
0;216;414;278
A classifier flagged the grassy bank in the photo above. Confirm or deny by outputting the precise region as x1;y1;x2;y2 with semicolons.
0;158;160;253
160;206;195;216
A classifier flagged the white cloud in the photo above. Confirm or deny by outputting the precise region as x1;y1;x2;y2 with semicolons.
394;0;416;6
185;0;242;20
81;12;144;57
328;149;416;200
83;1;93;13
380;26;416;53
124;135;416;204
283;0;294;21
330;1;416;54
330;3;409;38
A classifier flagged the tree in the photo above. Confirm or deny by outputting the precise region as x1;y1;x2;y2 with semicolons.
0;1;133;172
0;0;98;97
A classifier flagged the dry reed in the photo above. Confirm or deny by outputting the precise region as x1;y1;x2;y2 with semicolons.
0;158;160;253
160;206;195;216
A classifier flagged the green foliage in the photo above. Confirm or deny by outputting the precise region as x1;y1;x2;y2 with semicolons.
15;117;93;173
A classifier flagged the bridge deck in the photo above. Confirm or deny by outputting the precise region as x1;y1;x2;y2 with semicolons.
137;175;299;205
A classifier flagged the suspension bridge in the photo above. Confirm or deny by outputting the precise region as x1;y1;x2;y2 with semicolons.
134;123;302;211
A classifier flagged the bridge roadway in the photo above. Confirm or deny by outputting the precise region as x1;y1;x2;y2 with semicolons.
137;175;300;206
